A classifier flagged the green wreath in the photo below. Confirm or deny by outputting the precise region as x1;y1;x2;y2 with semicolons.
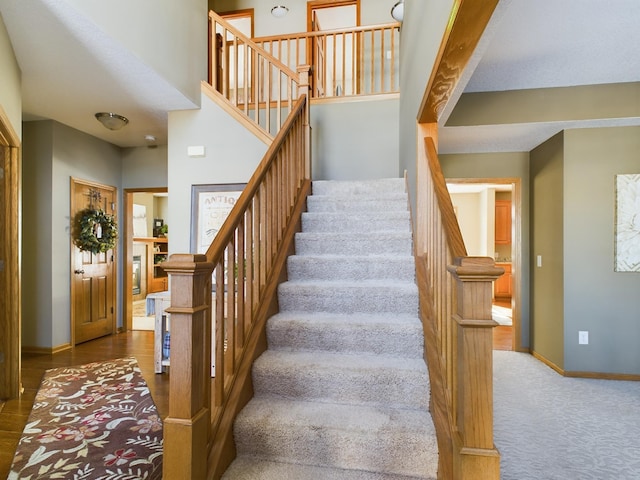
75;208;118;254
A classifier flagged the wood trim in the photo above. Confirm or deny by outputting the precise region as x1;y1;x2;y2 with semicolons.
445;177;522;352
307;0;361;33
531;350;640;381
218;8;255;38
123;187;168;333
22;343;72;355
310;92;399;105
418;0;499;124
0;103;21;401
208;179;311;479
69;177;118;346
201;81;273;145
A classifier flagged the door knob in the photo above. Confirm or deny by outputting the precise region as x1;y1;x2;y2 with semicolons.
74;269;85;274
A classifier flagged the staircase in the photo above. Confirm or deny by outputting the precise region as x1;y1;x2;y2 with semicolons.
222;178;438;479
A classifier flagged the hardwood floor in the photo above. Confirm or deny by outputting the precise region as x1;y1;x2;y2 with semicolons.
0;331;169;479
493;299;513;351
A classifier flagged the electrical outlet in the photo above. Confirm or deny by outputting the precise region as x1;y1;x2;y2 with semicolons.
578;331;589;345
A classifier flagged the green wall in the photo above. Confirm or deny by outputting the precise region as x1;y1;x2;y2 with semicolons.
311;99;399;181
399;0;454;202
440;151;531;348
22;121;123;349
530;133;565;368
563;126;640;374
530;126;640;375
0;13;21;138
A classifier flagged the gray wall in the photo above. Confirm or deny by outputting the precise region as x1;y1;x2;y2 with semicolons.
399;0;454;201
167;91;267;255
563;126;640;374
22;121;123;349
0;14;21;139
122;145;168;189
65;0;207;106
311;99;399;180
440;151;531;348
530;133;565;368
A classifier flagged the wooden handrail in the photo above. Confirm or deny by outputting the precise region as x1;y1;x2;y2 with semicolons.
161;91;311;479
209;10;303;138
254;22;400;99
414;135;502;479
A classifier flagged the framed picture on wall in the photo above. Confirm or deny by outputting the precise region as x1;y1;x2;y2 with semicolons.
190;183;246;255
614;174;640;272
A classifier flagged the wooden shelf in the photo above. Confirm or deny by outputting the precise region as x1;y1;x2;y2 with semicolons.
133;237;169;294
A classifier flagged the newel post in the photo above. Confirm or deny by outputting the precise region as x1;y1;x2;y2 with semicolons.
447;257;503;480
161;254;215;480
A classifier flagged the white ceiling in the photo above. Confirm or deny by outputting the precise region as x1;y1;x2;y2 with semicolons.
440;0;640;154
1;0;639;150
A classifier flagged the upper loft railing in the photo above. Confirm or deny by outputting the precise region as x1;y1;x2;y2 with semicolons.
254;22;400;100
208;10;306;140
413;135;502;480
161;92;311;479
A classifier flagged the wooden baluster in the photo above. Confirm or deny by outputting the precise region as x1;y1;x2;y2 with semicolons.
162;254;215;480
447;256;502;480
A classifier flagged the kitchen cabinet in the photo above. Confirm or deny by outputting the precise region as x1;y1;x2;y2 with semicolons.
494;262;512;299
495;200;512;245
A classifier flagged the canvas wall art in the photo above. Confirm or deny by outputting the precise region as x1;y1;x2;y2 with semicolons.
615;174;640;272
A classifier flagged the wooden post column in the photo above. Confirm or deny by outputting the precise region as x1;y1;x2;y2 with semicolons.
161;254;214;480
297;64;312;179
447;257;503;480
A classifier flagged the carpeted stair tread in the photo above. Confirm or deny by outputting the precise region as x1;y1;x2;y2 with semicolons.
266;312;425;358
234;398;438;478
278;281;417;315
252;350;429;409
222;457;432;480
287;254;415;282
301;211;411;232
224;178;437;479
312;178;406;195
307;194;408;213
295;231;413;255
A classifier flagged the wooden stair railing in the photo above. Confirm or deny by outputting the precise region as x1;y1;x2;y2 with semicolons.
413;136;503;480
161;92;311;479
208;10;304;140
254;22;400;99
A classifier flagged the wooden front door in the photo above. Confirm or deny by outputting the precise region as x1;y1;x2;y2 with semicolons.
71;178;117;345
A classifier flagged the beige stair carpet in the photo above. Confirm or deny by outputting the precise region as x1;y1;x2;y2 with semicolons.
223;178;438;479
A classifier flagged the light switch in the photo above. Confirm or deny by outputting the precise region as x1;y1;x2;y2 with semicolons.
536;255;542;267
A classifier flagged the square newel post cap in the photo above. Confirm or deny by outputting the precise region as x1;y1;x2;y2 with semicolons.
447;256;504;282
161;253;215;275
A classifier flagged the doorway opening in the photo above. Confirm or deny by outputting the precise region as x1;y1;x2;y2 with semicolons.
446;178;522;352
123;188;168;333
307;0;360;97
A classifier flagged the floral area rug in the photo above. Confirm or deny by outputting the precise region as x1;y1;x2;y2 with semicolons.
9;357;163;479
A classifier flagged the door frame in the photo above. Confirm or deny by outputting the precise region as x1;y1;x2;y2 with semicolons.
70;178;117;346
447;177;523;352
123;187;168;332
0;105;21;400
307;0;360;96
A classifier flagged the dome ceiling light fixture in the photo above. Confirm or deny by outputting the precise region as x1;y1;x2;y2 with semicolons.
391;0;404;22
95;112;129;130
271;5;289;18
